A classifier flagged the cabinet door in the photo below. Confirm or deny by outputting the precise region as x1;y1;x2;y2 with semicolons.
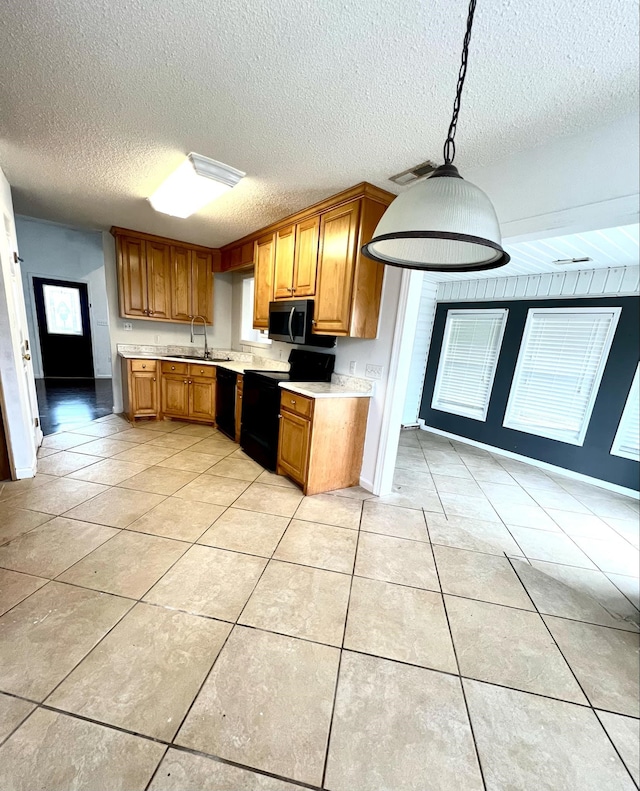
192;250;214;323
146;241;171;320
130;371;158;416
170;245;192;321
161;374;189;417
254;233;275;329
273;225;296;300
277;409;311;484
314;200;361;334
241;241;256;266
118;236;148;317
293;216;319;297
189;377;216;422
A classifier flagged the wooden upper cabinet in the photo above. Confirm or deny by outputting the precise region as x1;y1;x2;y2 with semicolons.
273;225;296;300
314;200;360;335
113;227;216;324
118;236;148;318
192;250;214;323
170;245;192;321
292;216;319;297
145;241;171;320
254;232;275;329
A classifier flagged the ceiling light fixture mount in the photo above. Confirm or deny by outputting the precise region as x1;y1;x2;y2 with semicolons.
362;0;510;272
148;153;245;219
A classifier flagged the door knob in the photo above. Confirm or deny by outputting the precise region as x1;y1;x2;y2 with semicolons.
23;353;31;361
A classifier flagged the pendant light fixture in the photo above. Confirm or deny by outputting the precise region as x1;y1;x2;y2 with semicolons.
362;0;510;272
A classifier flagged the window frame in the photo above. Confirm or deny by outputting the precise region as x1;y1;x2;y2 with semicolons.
240;275;271;346
503;306;621;446
431;308;509;422
611;364;640;462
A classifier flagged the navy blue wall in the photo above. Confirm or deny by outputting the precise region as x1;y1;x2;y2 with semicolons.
420;295;640;490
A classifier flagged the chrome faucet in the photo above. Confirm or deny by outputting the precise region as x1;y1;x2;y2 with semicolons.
190;315;210;359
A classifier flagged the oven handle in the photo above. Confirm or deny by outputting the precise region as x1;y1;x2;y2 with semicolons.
288;307;295;342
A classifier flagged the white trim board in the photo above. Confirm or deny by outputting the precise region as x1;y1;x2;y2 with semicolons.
418;422;640;500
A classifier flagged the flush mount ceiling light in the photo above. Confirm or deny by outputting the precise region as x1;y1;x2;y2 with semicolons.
148;153;245;218
362;0;510;272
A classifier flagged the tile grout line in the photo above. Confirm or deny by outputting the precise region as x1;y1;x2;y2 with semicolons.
319;495;364;789
505;554;640;788
431;538;488;791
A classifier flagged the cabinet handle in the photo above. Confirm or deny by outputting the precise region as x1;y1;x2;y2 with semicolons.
142;364;146;368
188;380;192;384
238;393;242;399
200;369;204;374
311;319;317;325
278;414;282;419
184;380;188;384
153;377;156;382
171;366;175;370
148;310;154;315
290;399;296;404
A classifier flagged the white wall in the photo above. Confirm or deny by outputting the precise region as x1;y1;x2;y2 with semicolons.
103;232;234;413
466;111;640;240
230;269;403;489
402;275;438;426
0;168;40;477
15;216;112;378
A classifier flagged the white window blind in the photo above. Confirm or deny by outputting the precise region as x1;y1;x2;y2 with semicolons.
240;276;271;345
431;309;508;421
503;307;621;445
611;365;639;462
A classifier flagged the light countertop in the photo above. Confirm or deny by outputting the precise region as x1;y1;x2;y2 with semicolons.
280;382;372;399
117;351;285;374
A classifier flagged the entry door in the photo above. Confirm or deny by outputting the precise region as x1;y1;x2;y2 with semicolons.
33;278;94;377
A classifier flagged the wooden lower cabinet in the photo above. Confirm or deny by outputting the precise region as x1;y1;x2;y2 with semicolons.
162;374;190;418
235;375;244;443
276;390;370;495
123;357;216;425
122;359;160;420
189;377;216;422
278;409;311;484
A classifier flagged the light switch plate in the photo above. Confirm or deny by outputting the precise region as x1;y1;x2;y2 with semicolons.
349;361;357;375
365;364;383;380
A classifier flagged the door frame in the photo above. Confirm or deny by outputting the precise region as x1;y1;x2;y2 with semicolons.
27;272;100;379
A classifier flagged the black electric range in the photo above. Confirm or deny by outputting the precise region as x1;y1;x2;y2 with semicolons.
240;349;335;471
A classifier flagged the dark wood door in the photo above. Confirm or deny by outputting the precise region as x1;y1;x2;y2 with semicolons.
33;277;94;378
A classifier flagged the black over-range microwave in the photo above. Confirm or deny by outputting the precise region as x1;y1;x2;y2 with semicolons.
267;300;336;347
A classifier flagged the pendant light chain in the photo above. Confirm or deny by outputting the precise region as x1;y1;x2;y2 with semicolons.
443;0;478;165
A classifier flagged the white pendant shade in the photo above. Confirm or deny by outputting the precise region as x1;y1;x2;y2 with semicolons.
362;168;510;272
149;153;245;219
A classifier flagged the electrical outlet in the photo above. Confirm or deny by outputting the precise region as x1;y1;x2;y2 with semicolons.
349;361;357;375
123;322;133;331
154;334;160;343
365;364;383;380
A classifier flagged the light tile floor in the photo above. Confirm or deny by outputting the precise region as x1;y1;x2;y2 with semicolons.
0;418;638;790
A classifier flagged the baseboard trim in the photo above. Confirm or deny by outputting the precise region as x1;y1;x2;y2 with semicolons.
418;422;640;500
359;476;374;494
15;463;37;480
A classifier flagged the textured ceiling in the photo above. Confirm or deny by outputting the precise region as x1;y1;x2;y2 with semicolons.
426;223;640;281
1;0;638;247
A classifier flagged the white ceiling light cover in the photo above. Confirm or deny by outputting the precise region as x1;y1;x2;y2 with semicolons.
148;153;245;218
363;171;510;271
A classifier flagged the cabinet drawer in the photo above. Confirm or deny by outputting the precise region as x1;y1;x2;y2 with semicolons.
281;390;313;418
188;363;216;379
161;361;188;375
130;359;157;372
